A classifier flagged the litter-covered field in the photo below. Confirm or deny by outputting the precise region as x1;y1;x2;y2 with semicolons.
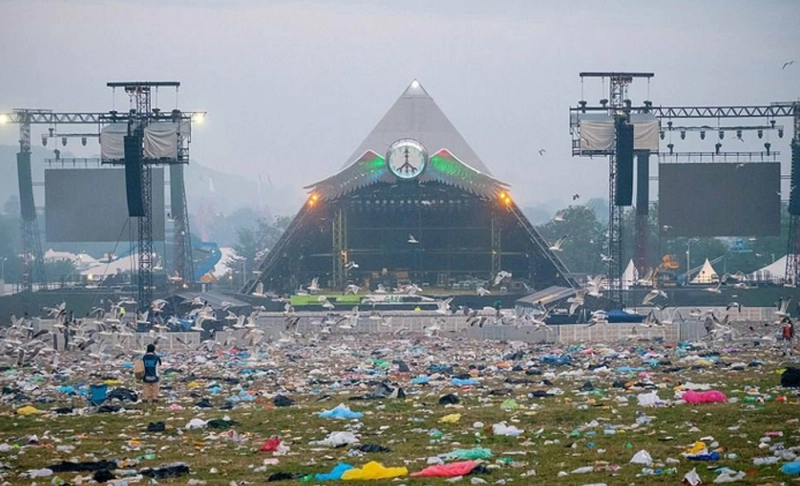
1;335;799;485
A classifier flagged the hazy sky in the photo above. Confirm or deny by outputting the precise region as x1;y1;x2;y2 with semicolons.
1;0;798;211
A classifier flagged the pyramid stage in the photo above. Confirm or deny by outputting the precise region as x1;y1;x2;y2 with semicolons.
244;81;574;296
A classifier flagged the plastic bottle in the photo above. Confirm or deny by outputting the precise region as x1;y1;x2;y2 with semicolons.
137;454;157;461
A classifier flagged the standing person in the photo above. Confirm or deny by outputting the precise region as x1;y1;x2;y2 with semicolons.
782;318;795;356
141;344;162;403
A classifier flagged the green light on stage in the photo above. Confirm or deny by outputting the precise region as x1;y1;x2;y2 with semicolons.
365;156;385;171
430;154;468;178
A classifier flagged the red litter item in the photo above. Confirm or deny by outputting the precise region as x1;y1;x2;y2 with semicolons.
764;431;784;437
260;436;281;452
410;460;479;478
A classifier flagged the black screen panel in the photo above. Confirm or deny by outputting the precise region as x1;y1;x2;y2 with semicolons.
45;168;165;242
658;163;780;237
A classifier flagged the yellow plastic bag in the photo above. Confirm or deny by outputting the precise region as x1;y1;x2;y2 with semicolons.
17;405;40;416
342;461;408;480
439;413;462;424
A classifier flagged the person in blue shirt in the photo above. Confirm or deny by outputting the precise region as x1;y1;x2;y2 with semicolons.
141;344;162;403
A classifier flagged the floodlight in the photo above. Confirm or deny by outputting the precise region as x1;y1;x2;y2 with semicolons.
680;130;686;140
191;113;205;123
41;135;47;146
757;129;763;139
0;113;9;124
700;130;706;140
719;130;724;140
778;128;784;138
765;142;772;155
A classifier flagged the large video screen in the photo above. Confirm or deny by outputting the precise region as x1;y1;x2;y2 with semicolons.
45;168;165;242
658;163;780;237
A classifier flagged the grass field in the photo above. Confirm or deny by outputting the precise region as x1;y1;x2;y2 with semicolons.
0;340;798;485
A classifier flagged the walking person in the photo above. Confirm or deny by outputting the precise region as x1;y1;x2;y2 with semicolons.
782;318;795;356
140;344;162;403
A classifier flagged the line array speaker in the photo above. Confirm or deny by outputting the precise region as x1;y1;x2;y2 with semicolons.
17;152;36;222
124;134;144;217
615;119;634;206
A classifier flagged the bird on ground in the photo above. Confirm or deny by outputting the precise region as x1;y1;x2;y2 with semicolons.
782;60;795;70
704;282;722;294
285;315;300;332
307;277;320;294
549;236;567;252
407;234;419;244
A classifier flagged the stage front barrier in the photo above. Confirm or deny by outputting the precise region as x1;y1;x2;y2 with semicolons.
30;306;782;353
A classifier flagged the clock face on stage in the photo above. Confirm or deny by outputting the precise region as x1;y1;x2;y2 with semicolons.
387;139;427;180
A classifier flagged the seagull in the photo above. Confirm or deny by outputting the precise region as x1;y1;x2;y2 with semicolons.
435;298;453;315
549;235;567;252
568;289;587;315
572;193;580;200
782;60;795;70
585;275;604;297
726;301;742;312
252;282;266;297
776;297;792;317
642;289;667;306
345;261;359;270
494;270;512;286
553;210;565;222
600;253;613;262
344;284;361;295
704;282;722;294
477;286;491;297
538;149;547;156
407;234;419;244
307;277;320;294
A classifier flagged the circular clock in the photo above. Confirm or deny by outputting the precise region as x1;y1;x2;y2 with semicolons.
387;139;427;180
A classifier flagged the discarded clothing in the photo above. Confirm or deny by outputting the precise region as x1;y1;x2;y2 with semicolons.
357;444;391;453
49;460;118;473
411;460;479;478
140;463;190;479
146;421;166;432
273;395;294;407
438;394;460;405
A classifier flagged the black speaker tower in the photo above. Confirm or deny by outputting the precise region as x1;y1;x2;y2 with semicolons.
124;134;145;217
615;119;634;206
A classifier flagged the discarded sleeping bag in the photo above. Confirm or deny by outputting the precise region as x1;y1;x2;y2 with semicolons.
411;460;479;478
781;367;800;388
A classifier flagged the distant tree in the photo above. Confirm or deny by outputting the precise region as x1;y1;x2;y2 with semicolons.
536;205;605;274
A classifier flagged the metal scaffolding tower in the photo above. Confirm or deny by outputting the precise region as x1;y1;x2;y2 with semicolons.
571;72;653;306
571;81;798;291
0;83;204;304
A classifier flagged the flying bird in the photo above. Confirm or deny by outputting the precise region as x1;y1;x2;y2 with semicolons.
572;193;580;200
549;236;567;252
407;234;419;244
782;60;795;70
553;210;565;222
538;149;547;156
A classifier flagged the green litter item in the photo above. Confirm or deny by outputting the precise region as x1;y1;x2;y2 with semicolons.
500;399;519;410
625;443;633;449
743;397;757;403
373;359;390;369
447;447;493;460
571;430;581;438
300;474;314;482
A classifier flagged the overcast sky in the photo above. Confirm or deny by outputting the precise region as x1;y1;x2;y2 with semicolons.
1;0;798;211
